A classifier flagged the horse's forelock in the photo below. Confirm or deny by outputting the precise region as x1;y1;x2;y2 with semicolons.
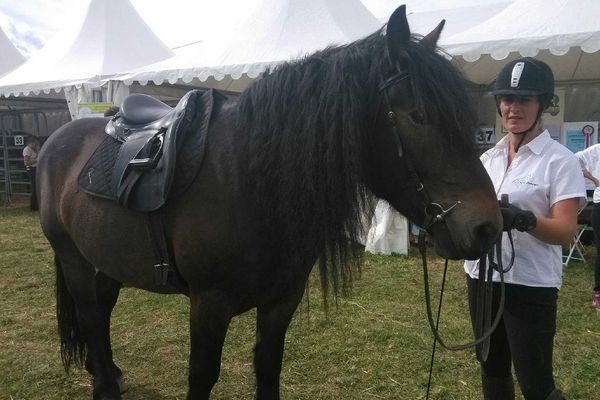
403;38;478;151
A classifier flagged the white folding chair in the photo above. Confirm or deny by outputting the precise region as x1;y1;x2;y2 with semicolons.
563;204;591;266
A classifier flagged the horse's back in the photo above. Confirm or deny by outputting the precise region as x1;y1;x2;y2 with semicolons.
38;118;108;239
39;117;107;180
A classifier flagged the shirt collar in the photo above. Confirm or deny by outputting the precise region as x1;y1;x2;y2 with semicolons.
494;129;551;155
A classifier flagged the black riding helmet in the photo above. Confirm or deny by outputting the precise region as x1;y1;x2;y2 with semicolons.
492;57;555;110
492;58;555;138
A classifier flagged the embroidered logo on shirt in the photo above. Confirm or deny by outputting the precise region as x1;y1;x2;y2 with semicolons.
513;176;538;187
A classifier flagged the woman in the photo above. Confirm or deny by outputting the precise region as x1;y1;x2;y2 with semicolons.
22;135;40;211
464;58;586;400
574;144;600;311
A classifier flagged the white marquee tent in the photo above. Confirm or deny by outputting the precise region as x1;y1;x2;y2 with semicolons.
404;1;512;44
442;0;600;84
0;0;173;105
3;0;599;99
115;0;383;92
113;0;600;91
0;26;25;78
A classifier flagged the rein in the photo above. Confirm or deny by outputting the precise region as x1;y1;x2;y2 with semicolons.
375;66;513;398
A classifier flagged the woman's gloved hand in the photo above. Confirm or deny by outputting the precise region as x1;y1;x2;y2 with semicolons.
499;202;537;232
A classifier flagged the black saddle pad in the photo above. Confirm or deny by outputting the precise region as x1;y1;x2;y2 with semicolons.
78;89;222;206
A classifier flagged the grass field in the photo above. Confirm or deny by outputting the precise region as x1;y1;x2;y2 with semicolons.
1;198;599;399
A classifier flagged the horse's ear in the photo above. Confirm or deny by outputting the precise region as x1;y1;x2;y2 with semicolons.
421;19;445;48
387;5;410;61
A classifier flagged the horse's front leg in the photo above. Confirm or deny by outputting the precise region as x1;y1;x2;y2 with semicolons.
254;276;308;400
187;292;232;400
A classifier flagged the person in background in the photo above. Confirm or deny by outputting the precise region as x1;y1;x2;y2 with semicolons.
575;144;600;311
22;135;40;211
464;58;586;400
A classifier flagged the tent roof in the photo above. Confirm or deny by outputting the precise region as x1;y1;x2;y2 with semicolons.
0;25;25;78
0;0;174;97
117;0;382;87
442;0;600;84
406;1;512;43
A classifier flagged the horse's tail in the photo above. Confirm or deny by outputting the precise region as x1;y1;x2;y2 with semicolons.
55;254;86;371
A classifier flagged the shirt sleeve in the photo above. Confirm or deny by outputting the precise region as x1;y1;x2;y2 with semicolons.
550;152;587;209
574;150;587;168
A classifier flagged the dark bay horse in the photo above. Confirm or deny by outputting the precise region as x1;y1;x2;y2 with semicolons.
37;6;501;400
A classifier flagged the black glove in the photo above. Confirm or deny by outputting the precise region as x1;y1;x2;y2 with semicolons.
499;202;537;232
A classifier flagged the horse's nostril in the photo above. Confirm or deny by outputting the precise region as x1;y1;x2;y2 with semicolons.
475;221;501;246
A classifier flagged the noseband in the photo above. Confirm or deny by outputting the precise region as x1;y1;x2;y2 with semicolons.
375;66;460;229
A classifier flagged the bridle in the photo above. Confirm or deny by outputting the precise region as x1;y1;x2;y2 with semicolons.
375;64;511;399
375;64;461;231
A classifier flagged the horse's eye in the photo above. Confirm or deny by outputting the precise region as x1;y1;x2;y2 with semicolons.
408;110;425;125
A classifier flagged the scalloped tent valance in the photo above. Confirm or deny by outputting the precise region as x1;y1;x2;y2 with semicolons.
441;0;600;84
113;0;382;92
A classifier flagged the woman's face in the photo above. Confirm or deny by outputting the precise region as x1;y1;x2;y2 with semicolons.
498;95;541;134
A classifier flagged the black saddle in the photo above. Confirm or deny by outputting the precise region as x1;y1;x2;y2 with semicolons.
79;89;223;212
119;94;173;125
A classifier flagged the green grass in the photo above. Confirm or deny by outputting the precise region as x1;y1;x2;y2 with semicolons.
1;199;599;399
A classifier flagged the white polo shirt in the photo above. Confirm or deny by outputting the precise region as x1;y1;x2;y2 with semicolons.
575;144;600;203
464;130;586;289
23;145;38;168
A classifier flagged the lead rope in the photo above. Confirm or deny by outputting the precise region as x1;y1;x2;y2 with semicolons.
421;230;515;400
425;256;449;400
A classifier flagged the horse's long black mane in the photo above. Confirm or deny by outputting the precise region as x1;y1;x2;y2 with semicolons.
236;27;476;297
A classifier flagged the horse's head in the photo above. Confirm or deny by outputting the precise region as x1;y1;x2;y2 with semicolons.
366;5;501;260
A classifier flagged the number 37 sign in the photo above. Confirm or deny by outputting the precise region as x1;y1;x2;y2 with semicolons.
475;127;495;145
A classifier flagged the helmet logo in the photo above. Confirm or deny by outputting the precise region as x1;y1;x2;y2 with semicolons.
510;62;525;87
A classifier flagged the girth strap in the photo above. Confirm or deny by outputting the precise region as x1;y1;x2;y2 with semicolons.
145;212;172;286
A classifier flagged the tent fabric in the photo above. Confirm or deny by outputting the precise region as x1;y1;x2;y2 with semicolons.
0;26;25;78
2;0;599;98
443;0;600;84
116;0;382;88
405;1;512;42
0;0;173;97
365;200;409;256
